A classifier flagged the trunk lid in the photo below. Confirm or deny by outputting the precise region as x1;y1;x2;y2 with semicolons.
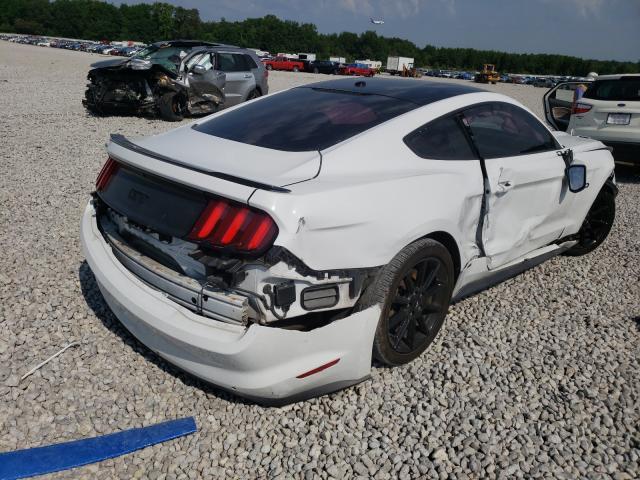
101;127;319;246
106;127;321;204
132;126;321;189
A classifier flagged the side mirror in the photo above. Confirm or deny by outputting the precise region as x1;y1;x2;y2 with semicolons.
566;164;588;193
191;65;206;75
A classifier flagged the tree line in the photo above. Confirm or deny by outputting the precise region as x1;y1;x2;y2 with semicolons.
2;0;638;75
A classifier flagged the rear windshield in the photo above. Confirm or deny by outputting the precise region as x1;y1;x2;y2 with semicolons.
584;78;640;101
192;87;417;151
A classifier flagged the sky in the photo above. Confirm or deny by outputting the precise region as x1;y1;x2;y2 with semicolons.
112;0;640;62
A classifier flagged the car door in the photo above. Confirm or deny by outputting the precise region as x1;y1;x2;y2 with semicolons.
543;81;591;131
216;52;257;106
185;52;226;106
463;102;571;269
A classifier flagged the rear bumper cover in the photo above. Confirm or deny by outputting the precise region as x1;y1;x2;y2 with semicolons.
80;201;379;404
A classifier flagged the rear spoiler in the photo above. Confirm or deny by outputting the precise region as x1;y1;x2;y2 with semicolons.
109;134;291;193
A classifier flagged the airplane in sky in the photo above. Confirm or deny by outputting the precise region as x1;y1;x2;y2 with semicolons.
370;18;385;25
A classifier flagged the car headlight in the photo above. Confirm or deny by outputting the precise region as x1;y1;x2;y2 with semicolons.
129;59;151;70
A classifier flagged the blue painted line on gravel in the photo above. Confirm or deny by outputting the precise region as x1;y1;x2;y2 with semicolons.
0;417;197;480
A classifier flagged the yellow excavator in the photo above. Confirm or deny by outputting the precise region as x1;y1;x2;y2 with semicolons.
474;64;500;84
401;64;422;78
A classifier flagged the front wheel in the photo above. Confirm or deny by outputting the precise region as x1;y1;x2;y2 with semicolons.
565;187;615;256
313;67;319;74
358;239;455;366
158;92;184;121
292;66;299;72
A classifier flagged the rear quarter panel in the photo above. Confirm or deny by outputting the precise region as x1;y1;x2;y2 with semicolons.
248;96;492;271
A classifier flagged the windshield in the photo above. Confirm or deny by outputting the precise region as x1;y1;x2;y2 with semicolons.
584;78;640;101
132;45;191;73
193;87;418;152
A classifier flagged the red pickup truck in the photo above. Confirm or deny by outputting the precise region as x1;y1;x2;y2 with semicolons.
262;57;306;72
338;64;376;77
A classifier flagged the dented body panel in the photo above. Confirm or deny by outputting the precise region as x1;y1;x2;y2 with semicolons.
81;80;615;402
83;41;267;120
82;202;379;403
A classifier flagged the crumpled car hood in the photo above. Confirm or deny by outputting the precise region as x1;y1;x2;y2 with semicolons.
90;58;129;69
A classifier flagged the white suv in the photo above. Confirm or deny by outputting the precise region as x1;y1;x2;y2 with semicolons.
544;74;640;165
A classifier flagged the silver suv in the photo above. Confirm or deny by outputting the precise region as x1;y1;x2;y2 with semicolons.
544;74;640;165
84;41;269;121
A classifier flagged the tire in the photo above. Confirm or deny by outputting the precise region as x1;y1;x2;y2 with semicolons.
266;64;273;70
293;66;299;72
246;88;261;101
565;187;615;256
358;239;455;366
83;88;101;115
313;67;319;74
158;92;184;122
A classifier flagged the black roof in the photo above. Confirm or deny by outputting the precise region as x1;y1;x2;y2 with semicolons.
298;77;483;106
151;40;241;48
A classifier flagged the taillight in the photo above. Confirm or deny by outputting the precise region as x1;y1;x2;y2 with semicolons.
572;103;592;114
189;198;278;253
96;157;119;192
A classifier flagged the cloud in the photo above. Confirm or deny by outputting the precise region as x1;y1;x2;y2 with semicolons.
539;0;605;17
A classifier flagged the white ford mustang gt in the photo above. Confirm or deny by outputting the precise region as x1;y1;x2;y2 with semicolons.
81;78;616;404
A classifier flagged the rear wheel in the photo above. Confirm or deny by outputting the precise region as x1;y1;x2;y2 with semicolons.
293;66;299;72
246;88;261;101
158;92;184;121
313;67;319;74
359;239;454;366
266;64;273;70
565;187;615;256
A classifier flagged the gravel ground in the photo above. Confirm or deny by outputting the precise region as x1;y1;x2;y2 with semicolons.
1;42;639;479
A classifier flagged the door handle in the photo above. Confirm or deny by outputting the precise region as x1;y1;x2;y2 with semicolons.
497;180;514;193
243;74;253;78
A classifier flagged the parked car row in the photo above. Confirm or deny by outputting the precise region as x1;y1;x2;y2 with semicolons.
261;56;376;76
1;34;144;57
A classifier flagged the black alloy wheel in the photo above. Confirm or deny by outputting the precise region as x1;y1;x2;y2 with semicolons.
358;238;455;366
565;188;615;256
385;257;450;355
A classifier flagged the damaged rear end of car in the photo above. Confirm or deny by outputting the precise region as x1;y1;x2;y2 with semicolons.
81;130;382;404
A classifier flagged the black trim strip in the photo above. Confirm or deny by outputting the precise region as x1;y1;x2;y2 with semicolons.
109;134;291;193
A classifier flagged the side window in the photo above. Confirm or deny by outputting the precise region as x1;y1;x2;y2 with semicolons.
463;103;558;159
244;54;258;69
196;53;214;71
217;53;249;72
404;115;476;160
184;53;205;71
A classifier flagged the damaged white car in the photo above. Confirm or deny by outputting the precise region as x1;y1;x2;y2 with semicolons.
81;78;616;403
